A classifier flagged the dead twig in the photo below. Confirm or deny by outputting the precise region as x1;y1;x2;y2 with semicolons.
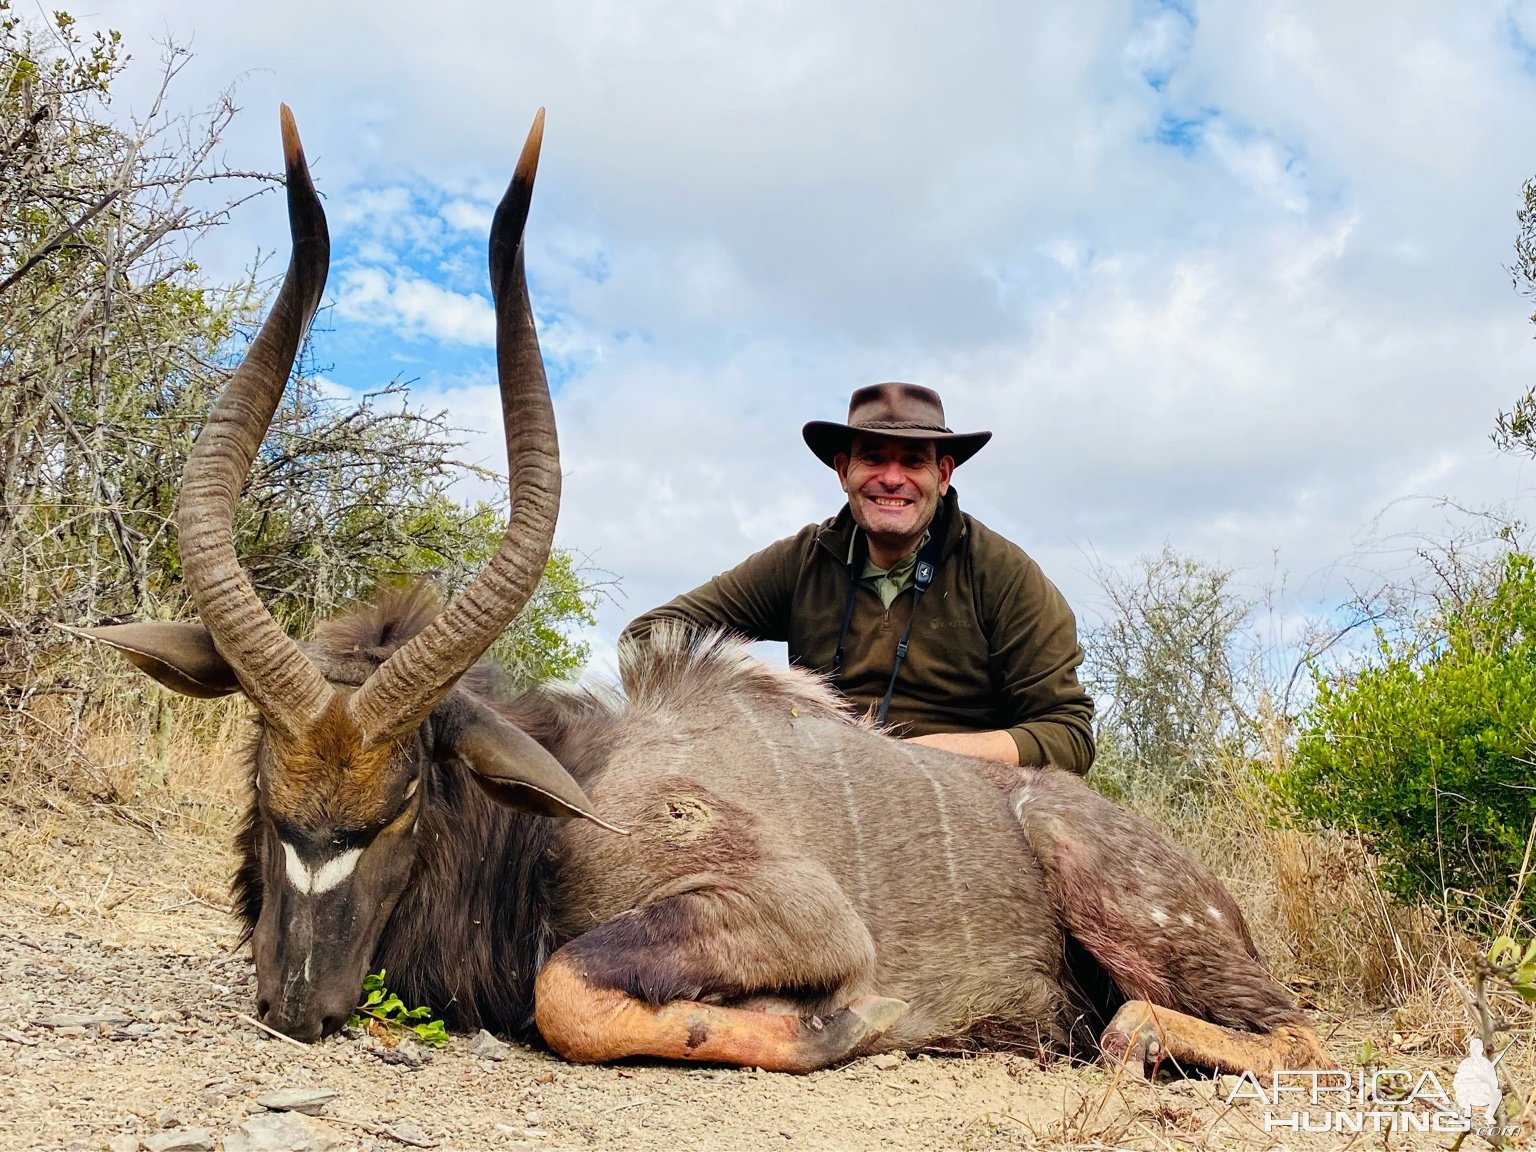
236;1012;308;1051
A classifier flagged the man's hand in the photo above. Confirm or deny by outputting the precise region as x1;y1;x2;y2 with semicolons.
903;730;1019;765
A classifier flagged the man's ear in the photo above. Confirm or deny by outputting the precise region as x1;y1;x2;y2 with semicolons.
937;454;954;494
71;622;242;699
450;700;625;833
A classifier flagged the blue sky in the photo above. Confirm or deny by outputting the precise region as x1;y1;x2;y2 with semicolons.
85;0;1536;670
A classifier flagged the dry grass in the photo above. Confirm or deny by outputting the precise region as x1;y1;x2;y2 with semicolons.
1138;751;1536;1132
0;682;250;951
8;689;1536;1134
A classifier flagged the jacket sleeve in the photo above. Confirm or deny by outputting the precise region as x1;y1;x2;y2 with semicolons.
980;542;1096;774
620;531;807;649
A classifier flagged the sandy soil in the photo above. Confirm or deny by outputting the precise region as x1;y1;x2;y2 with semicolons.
0;798;1493;1152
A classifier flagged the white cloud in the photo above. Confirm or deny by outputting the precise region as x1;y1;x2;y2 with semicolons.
79;0;1536;656
441;199;495;234
334;267;496;345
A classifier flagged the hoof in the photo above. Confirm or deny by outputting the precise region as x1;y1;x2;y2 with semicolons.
1100;1001;1166;1079
792;995;909;1071
846;995;910;1037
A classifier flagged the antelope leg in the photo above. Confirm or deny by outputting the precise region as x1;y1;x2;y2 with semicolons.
534;876;901;1072
1099;999;1336;1080
536;955;906;1072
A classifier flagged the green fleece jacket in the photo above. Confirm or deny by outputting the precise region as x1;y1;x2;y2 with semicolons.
622;489;1095;774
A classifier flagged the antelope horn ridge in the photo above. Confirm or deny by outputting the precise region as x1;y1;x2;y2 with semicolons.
176;105;334;739
348;110;559;745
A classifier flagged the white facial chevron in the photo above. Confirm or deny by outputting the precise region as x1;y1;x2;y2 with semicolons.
282;842;362;896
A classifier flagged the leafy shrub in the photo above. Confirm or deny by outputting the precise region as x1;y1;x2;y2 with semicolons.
1277;553;1536;922
348;970;448;1048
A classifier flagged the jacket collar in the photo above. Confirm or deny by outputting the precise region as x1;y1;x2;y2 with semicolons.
816;487;968;565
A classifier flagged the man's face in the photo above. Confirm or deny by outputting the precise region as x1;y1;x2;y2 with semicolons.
834;433;954;552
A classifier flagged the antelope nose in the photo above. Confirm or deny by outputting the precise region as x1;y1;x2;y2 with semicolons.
259;1001;324;1043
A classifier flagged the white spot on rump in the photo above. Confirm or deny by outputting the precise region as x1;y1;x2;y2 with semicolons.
1150;907;1169;926
1180;912;1194;926
282;841;362;896
1206;905;1224;921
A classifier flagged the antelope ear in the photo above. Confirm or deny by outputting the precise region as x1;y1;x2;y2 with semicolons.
70;622;242;699
453;703;625;834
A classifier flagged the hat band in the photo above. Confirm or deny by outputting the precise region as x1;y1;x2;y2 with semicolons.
853;420;954;434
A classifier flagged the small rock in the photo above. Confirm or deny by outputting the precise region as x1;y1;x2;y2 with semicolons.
255;1088;338;1115
523;1110;541;1126
141;1130;214;1152
148;1009;185;1024
54;1025;87;1037
156;1112;179;1129
382;1121;438;1148
468;1029;511;1061
223;1113;346;1152
112;1022;159;1039
1216;1074;1243;1101
34;1012;132;1028
362;1035;431;1068
868;1053;902;1070
0;1028;36;1046
107;1137;139;1152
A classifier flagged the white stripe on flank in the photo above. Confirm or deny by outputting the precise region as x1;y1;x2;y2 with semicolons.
909;751;975;958
282;842;362;896
734;697;788;808
810;726;869;909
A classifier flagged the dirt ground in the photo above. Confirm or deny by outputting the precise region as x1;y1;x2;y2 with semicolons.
0;797;1500;1152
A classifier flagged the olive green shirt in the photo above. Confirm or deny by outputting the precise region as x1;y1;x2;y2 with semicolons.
623;489;1095;774
855;530;929;610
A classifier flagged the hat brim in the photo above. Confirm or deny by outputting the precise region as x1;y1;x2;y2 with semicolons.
801;422;992;469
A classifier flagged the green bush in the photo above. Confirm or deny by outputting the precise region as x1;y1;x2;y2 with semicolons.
1277;553;1536;922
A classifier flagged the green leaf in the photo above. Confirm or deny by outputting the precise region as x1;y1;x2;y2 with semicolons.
351;971;448;1047
412;1019;449;1048
1492;936;1522;965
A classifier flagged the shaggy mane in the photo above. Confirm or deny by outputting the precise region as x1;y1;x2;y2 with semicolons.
301;590;859;733
309;582;444;660
617;625;857;724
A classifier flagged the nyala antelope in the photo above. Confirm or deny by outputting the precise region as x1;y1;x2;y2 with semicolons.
81;107;1332;1078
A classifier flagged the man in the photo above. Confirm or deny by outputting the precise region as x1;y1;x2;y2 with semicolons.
622;382;1094;772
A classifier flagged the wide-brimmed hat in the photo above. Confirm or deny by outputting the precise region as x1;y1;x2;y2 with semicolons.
802;382;992;469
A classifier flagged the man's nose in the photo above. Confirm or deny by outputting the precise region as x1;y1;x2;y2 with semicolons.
876;462;908;487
